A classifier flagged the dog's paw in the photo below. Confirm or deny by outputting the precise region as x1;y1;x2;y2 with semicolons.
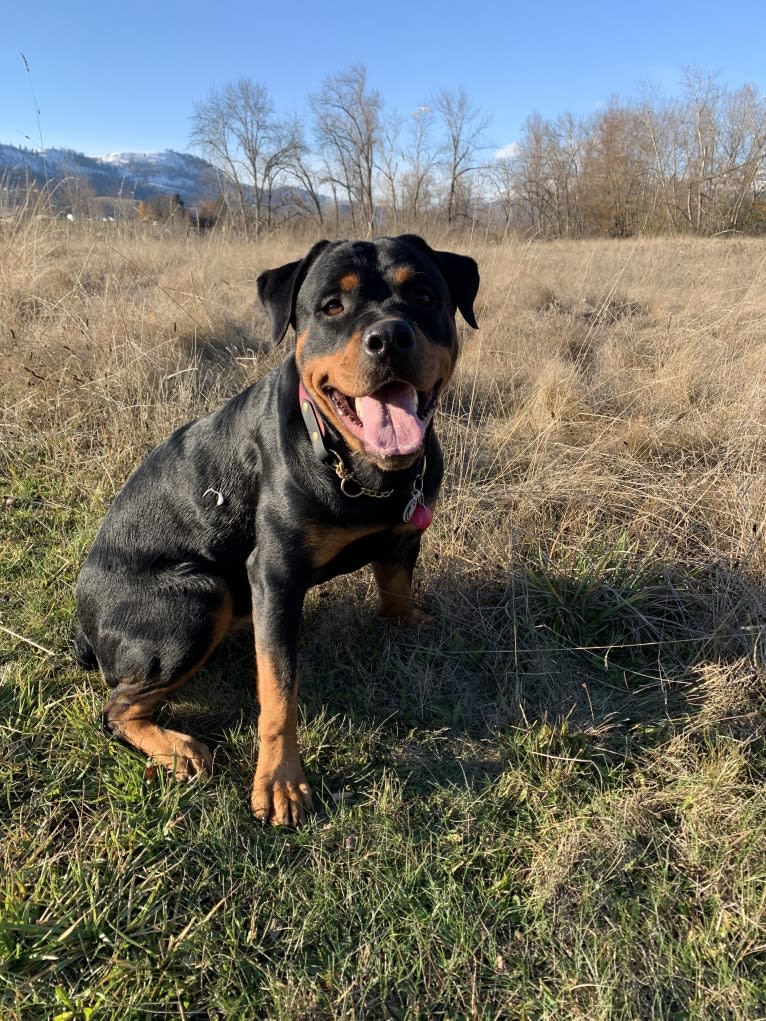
108;717;212;782
399;606;433;627
251;768;314;828
145;731;213;780
378;604;433;627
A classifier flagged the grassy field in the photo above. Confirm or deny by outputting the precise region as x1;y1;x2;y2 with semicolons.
1;215;766;1019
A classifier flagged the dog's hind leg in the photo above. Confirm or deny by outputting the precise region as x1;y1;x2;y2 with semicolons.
98;585;233;778
104;686;214;778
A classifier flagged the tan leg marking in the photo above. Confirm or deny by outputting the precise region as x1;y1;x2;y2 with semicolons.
251;649;314;827
106;693;214;779
373;561;432;626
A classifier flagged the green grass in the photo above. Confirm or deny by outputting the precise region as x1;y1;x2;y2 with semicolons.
2;443;765;1021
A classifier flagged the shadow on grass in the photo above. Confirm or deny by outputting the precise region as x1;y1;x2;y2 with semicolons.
149;550;766;815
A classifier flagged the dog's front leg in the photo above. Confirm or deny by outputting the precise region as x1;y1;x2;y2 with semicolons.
246;549;313;827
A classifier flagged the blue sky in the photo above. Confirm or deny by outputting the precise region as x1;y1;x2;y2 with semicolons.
2;0;764;157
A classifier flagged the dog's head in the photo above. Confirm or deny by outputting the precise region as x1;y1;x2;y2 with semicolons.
257;234;479;469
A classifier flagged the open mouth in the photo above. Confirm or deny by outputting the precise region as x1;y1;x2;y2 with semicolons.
326;380;439;457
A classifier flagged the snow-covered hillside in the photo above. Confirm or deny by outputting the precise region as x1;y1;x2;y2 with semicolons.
0;144;221;206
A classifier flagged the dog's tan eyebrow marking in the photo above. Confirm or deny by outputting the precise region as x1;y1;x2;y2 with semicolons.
338;272;360;292
393;264;416;285
392;265;416;285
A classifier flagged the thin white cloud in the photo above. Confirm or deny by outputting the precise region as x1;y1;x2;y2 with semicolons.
495;141;520;161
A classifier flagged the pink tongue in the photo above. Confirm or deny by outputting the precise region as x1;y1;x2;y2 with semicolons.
355;382;424;456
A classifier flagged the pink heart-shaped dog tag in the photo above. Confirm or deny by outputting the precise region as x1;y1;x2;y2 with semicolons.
411;504;433;530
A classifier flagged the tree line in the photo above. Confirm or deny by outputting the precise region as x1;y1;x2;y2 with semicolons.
191;65;766;238
189;66;490;237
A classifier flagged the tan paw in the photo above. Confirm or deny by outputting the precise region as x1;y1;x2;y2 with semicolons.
112;716;213;781
251;768;314;828
378;604;433;627
399;606;433;627
148;731;213;780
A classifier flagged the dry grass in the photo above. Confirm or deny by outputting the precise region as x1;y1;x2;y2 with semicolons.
2;214;766;1018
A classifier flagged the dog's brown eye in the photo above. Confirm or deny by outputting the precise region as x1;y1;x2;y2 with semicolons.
323;300;344;316
414;289;435;306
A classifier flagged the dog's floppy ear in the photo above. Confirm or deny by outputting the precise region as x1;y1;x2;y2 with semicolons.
257;240;331;345
432;247;480;330
398;233;480;329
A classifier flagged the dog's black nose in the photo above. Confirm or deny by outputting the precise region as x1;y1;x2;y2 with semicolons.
361;319;416;359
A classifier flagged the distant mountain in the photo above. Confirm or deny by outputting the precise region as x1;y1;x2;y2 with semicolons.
0;144;225;206
97;150;222;205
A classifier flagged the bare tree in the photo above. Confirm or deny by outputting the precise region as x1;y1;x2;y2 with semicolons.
186;66;766;240
432;87;491;227
260;116;305;228
675;72;766;233
190;84;250;233
580;103;652;236
281;116;325;226
640;92;683;233
310;65;383;233
375;104;441;232
638;72;766;235
719;83;766;231
547;112;586;236
400;105;439;227
377;110;404;230
489;146;520;229
512;113;563;236
678;69;721;232
190;79;298;236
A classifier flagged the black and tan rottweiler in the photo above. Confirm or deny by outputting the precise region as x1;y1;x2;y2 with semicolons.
74;234;479;826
